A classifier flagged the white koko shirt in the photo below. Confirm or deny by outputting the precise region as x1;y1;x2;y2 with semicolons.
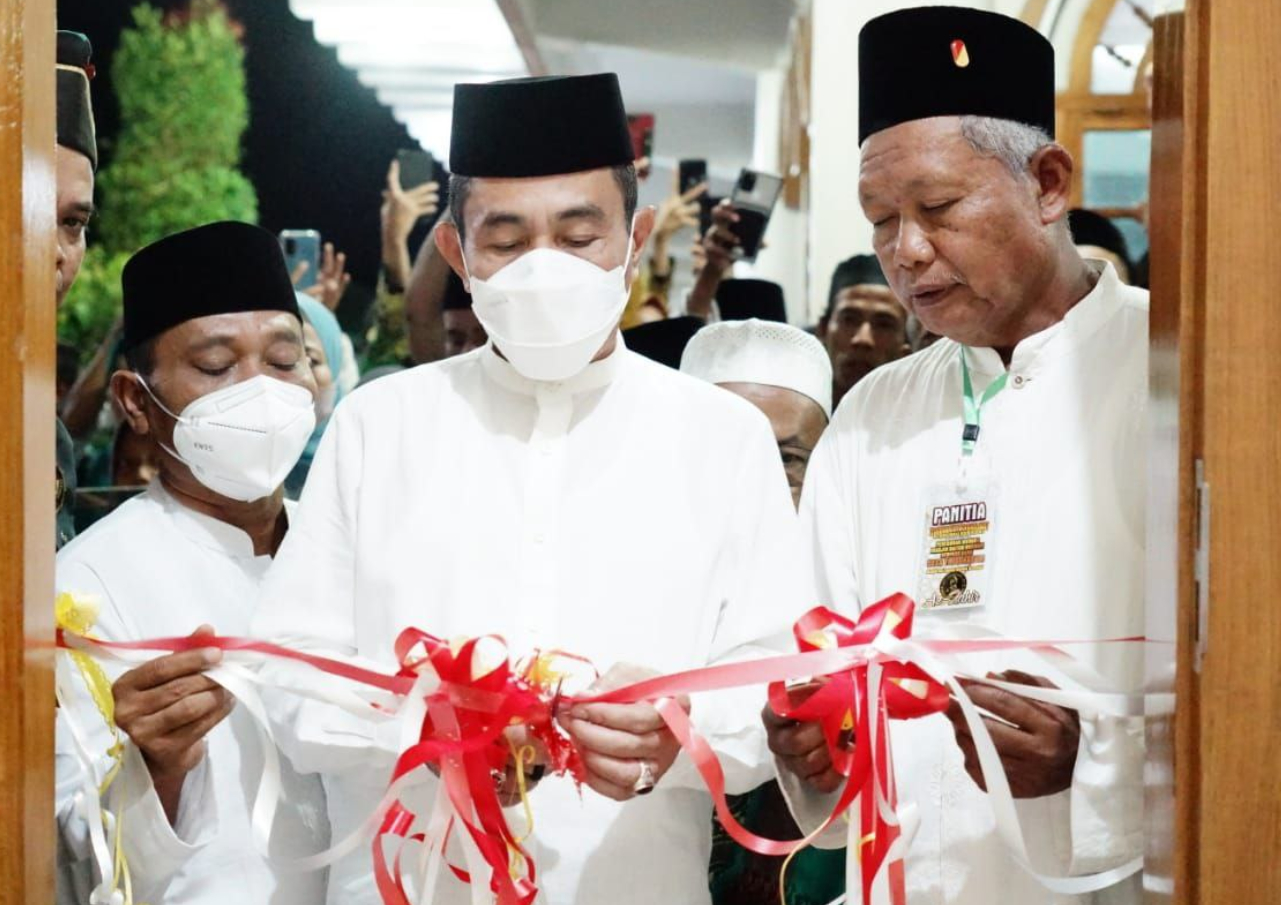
251;337;807;905
793;263;1146;904
55;482;330;905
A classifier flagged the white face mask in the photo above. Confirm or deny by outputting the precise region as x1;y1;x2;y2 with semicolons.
138;374;316;503
464;221;635;382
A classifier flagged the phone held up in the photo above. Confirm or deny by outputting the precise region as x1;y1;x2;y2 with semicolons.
678;158;707;196
728;168;784;263
396;148;436;191
279;229;321;290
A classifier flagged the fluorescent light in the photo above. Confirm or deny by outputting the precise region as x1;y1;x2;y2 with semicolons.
374;86;457;109
337;42;524;72
289;0;527;162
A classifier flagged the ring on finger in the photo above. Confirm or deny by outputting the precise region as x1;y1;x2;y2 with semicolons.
632;760;656;796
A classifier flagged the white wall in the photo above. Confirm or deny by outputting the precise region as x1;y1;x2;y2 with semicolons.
806;0;900;324
738;67;810;325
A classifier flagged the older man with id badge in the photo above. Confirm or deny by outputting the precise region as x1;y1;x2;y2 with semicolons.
768;8;1147;905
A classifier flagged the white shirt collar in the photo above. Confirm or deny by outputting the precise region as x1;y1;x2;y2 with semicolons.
966;260;1120;379
479;332;628;398
149;480;288;562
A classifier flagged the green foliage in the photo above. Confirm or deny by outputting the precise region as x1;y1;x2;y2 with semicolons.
96;0;258;254
60;0;258;364
58;247;130;365
96;164;258;256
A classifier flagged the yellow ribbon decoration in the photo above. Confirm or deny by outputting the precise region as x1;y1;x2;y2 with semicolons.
57;591;140;905
505;737;540;880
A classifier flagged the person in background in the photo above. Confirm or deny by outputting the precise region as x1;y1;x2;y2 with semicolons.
110;421;160;488
440;270;488;357
53;30;98;549
251;73;805;905
680;318;841;904
55;222;328;905
292;240;353;313
56;343;81;410
682;318;831;508
291;240;357;398
53;38;98;895
364;158;442;367
776;9;1145;903
621;315;706;369
286;292;348;499
60;320;126;441
818;254;912;408
687;201;741;319
382;158;441;299
715;278;788;323
1068;208;1133;284
621;176;707;328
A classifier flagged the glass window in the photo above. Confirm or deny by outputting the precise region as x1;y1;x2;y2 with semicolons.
1083;129;1151;208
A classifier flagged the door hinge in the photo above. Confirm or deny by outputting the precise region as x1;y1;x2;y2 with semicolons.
1194;458;1210;672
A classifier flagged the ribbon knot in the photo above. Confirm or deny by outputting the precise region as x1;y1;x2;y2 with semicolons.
763;594;949;905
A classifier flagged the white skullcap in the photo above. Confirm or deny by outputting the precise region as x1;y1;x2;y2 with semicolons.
680;318;833;418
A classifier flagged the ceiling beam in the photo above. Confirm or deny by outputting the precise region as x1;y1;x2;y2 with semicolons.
496;0;548;76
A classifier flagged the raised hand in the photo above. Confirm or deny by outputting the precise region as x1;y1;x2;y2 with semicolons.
305;242;352;312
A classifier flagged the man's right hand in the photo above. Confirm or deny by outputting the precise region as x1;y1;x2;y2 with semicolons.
382;160;440;240
762;700;843;794
701;200;742;276
111;625;235;821
653;181;707;244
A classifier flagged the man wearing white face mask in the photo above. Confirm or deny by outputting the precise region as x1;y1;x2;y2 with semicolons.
252;74;806;904
55;222;330;904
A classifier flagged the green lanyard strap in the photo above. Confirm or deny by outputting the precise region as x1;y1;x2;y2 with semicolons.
959;347;1007;457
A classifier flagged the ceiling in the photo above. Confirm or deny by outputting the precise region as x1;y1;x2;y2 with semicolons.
291;0;795;177
518;0;795;70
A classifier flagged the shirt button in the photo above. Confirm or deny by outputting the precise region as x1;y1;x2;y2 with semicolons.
532;531;546;544
1012;374;1027;388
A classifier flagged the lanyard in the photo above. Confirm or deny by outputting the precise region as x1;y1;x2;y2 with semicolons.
959;347;1007;457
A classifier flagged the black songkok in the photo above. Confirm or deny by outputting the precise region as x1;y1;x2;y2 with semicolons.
827;254;889;315
122;222;300;353
716;279;787;324
623;317;705;370
858;7;1056;144
1068;209;1131;267
57;31;98;169
450;74;634;177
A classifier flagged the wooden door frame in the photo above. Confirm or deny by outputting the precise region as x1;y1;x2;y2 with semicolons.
1151;0;1281;902
0;1;58;900
1146;4;1198;902
1184;0;1281;899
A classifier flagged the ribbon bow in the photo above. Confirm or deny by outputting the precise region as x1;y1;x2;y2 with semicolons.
757;595;949;905
57;593;1146;905
373;630;587;905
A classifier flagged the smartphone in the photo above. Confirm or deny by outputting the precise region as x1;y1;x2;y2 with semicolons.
698;194;723;239
679;158;708;195
627;113;655;163
729;168;784;262
279;229;321;289
396;148;436;191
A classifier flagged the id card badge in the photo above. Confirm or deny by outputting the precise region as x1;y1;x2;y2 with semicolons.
917;455;998;611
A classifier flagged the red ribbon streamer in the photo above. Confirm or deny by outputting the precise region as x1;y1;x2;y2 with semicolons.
58;596;1143;905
